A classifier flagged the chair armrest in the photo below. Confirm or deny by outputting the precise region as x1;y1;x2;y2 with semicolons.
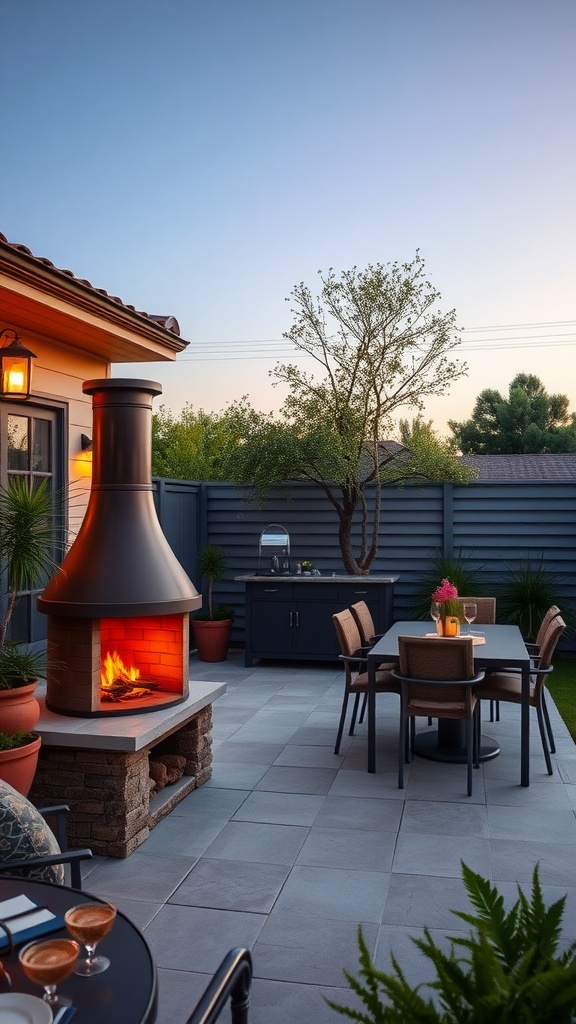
339;651;368;666
186;947;252;1024
525;643;539;654
0;848;93;890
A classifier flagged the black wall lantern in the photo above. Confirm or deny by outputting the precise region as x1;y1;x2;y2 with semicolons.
0;328;37;400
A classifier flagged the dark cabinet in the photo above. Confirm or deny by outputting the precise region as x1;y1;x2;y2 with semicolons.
240;577;397;667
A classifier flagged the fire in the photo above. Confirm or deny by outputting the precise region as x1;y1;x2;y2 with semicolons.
101;650;141;690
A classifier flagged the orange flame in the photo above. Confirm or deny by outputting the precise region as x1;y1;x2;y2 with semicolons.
101;650;141;690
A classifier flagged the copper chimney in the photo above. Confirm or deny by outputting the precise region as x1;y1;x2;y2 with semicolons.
38;379;201;716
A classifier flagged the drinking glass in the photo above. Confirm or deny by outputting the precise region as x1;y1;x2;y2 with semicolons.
430;601;441;631
64;902;117;976
19;937;80;1007
463;602;477;634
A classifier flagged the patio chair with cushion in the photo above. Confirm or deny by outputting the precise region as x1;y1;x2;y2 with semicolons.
332;610;400;755
489;604;562;722
477;616;566;775
391;636;485;796
0;779;92;888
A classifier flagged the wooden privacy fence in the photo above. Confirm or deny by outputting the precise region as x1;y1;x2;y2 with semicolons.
153;477;576;653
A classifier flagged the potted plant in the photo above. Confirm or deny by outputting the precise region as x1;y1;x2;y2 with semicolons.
0;729;42;797
0;478;58;732
191;544;235;662
327;862;576;1023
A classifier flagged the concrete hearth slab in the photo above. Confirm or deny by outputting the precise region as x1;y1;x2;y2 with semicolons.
33;679;226;751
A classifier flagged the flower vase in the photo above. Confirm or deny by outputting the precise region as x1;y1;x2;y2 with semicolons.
437;615;460;638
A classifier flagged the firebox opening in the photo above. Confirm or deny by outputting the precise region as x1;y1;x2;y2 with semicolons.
45;611;190;717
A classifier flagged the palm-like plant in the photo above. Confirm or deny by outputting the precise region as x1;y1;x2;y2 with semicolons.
0;478;59;682
195;544;233;621
412;550;486;620
497;555;571;642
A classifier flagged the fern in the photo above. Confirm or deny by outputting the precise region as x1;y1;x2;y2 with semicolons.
326;864;576;1023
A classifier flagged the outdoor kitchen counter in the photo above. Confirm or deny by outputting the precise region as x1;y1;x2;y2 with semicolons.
236;574;398;666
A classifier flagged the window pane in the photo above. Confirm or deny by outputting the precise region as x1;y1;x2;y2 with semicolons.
32;417;52;472
7;415;29;471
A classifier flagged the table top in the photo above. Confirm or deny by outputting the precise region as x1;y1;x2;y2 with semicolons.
0;878;157;1024
369;621;531;669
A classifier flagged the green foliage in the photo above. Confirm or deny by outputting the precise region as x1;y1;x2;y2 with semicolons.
547;657;576;742
193;603;235;623
326;863;576;1023
412;551;486;620
450;374;576;454
151;403;251;481
0;477;59;652
497;555;572;642
196;544;229;621
0;641;45;689
0;729;36;751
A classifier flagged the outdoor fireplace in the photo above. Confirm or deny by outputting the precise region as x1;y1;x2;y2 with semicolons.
38;378;201;716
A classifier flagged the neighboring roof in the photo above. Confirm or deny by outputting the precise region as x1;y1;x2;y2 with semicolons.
461;454;576;481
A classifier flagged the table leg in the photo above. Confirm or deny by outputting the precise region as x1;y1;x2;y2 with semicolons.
521;660;530;787
368;658;376;773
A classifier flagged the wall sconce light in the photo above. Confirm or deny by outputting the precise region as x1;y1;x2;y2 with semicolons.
80;434;93;451
0;328;37;400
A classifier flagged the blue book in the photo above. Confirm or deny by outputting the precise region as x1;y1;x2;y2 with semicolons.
0;894;65;952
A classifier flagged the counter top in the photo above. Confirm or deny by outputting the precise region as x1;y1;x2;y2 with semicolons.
235;575;399;583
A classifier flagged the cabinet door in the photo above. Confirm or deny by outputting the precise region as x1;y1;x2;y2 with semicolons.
250;599;294;656
293;599;342;658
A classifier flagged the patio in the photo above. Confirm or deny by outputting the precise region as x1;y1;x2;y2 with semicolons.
79;650;576;1024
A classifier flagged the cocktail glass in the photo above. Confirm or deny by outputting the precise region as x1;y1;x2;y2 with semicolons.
19;937;80;1007
64;902;116;976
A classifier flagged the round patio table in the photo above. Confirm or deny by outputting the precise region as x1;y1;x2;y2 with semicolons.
0;877;157;1024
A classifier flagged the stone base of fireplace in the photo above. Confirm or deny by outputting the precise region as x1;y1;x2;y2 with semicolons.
28;679;226;858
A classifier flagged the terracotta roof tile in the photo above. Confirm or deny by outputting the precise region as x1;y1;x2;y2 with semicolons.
0;233;181;336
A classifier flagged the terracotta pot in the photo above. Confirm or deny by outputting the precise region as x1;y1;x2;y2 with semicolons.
0;733;41;796
0;682;40;733
192;619;232;662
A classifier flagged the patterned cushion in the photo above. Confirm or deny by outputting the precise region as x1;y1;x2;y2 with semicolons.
0;779;64;884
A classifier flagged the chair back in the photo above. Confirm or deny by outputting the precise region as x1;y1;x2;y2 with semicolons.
458;597;496;624
536;615;565;672
535;605;562;649
350;601;376;645
333;609;363;658
398;635;475;680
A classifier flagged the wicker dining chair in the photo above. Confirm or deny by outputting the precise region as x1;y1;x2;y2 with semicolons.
332;610;400;755
349;600;396;724
477;616;566;775
458;597;496;625
488;603;561;722
390;635;485;796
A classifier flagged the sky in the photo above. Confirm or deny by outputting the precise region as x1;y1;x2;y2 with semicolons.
1;0;575;436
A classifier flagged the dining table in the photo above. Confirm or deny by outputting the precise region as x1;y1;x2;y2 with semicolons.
366;621;533;786
0;877;157;1023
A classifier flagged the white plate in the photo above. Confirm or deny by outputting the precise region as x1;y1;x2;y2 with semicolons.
0;992;53;1024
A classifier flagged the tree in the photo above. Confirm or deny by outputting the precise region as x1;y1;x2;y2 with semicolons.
221;254;473;575
152;404;246;480
449;374;576;454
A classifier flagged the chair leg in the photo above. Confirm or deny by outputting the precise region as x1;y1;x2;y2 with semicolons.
466;716;473;796
473;705;480;769
536;701;554;775
358;693;368;725
334;692;350;755
541;691;556;753
348;693;361;736
409;717;416;762
398;700;407;789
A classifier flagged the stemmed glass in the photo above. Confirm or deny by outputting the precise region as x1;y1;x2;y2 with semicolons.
430;601;441;632
463;602;477;635
19;937;80;1008
64;902;117;976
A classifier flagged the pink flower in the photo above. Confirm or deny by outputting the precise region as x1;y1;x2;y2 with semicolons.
432;578;459;602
